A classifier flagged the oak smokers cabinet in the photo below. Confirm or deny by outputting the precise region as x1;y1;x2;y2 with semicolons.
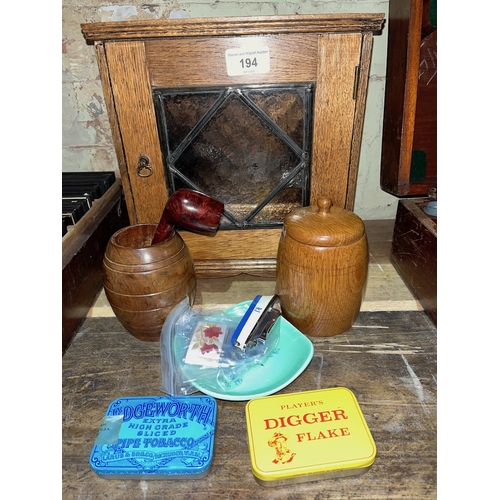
81;14;385;278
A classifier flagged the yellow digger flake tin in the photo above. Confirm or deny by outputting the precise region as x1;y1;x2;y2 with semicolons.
245;387;376;486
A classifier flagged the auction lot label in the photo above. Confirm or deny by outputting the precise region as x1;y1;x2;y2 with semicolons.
225;46;270;76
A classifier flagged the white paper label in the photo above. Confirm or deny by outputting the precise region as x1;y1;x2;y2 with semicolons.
94;415;123;445
184;321;229;367
225;46;270;76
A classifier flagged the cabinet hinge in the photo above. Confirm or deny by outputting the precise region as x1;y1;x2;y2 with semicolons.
353;65;360;100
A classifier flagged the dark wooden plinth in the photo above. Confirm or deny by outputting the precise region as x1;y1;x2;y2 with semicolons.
63;311;436;499
391;198;437;324
62;180;129;355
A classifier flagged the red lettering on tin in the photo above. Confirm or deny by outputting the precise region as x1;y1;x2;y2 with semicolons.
263;409;348;430
332;409;348;420
264;418;279;430
287;415;301;426
296;427;349;442
280;400;323;410
302;413;317;424
318;411;332;423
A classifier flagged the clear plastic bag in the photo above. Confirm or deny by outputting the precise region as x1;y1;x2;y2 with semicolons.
160;297;281;396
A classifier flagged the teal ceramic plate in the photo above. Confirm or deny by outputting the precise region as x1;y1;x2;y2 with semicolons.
178;301;314;401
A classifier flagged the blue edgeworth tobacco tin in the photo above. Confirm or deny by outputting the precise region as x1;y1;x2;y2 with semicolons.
89;395;217;479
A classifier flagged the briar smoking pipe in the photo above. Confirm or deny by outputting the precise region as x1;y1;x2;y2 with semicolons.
151;188;225;245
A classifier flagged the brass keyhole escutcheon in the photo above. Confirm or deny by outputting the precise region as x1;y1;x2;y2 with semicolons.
137;155;153;177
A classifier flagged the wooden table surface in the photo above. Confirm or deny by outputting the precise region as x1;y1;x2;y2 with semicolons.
62;309;436;499
63;220;436;498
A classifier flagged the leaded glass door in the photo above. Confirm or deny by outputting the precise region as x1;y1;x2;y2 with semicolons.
153;84;313;229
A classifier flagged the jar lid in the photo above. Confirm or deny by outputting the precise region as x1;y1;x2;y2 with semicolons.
283;198;365;247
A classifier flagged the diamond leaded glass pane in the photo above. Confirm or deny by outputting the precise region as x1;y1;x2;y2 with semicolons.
153;84;313;229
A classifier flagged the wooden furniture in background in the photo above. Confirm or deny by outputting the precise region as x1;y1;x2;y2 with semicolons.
81;14;384;277
391;198;436;325
380;0;437;196
382;1;437;324
62;180;129;354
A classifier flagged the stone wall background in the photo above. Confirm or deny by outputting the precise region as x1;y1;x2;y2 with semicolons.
62;0;398;219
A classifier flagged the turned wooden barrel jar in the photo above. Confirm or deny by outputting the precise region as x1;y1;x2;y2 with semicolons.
276;198;368;337
103;224;196;341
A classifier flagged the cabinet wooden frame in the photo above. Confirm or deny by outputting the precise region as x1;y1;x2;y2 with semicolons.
82;14;384;277
380;0;437;196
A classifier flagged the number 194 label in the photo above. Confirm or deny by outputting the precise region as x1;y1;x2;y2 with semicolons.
225;46;270;76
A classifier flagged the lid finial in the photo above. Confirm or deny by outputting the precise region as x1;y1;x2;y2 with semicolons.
317;198;332;215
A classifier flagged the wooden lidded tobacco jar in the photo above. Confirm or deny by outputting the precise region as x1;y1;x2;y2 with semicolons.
276;198;368;337
102;224;196;342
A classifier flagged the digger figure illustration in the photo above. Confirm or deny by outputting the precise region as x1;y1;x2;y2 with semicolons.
268;432;296;464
